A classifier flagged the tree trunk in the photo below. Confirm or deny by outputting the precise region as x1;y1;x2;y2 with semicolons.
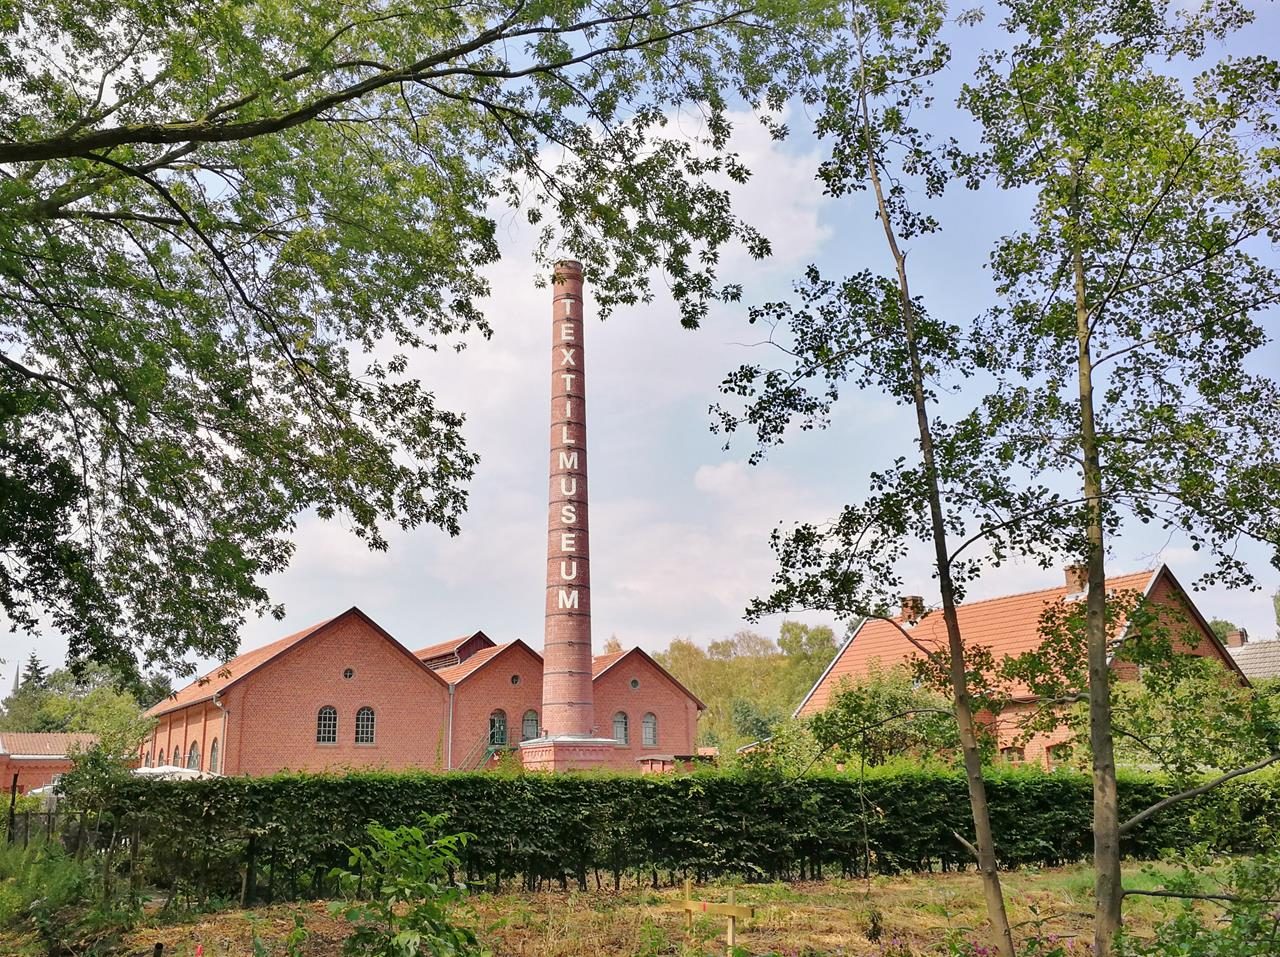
1072;236;1123;954
855;45;1016;956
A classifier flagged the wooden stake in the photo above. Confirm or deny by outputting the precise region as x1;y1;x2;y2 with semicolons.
684;879;693;932
727;888;737;951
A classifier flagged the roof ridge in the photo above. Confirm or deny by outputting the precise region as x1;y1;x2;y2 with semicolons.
922;568;1156;615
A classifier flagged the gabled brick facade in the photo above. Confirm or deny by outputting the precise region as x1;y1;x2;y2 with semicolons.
144;610;703;777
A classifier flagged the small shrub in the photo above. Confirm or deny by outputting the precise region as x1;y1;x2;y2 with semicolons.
330;813;484;957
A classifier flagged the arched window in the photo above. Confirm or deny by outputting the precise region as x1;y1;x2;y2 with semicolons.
316;705;338;744
521;710;540;741
355;707;376;744
143;751;152;768
1000;746;1024;764
612;711;629;744
208;738;220;774
642;713;658;747
187;741;200;770
1047;743;1071;768
489;709;508;746
158;748;165;766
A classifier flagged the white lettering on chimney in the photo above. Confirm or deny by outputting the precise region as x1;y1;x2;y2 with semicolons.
564;399;573;419
560;425;575;444
561;373;576;391
560;560;578;580
560;476;578;496
558;588;579;609
560;322;575;341
562;299;573;316
560;347;576;367
558;451;579;470
560;532;577;551
560;503;577;524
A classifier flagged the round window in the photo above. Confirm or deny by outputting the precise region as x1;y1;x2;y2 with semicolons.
343;668;354;680
511;674;521;686
630;678;640;690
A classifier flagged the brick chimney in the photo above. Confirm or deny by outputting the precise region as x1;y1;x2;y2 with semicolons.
900;595;925;624
1225;628;1249;648
1064;564;1088;592
541;261;594;738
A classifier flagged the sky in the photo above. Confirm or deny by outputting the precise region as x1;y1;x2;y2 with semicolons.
8;5;1280;680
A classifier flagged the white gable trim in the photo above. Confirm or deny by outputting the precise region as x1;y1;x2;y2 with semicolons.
792;619;867;718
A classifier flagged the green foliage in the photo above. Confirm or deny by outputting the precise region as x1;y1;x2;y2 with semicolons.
1117;845;1280;957
0;660;155;751
92;766;1280;903
654;622;834;750
331;813;482;957
0;841;89;930
961;0;1280;592
809;664;960;767
0;0;813;671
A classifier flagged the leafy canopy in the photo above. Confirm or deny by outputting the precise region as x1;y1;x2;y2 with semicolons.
0;0;809;671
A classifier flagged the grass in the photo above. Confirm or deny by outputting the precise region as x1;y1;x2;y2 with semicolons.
93;862;1215;957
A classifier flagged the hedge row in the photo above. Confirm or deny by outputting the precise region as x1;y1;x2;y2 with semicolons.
101;765;1280;901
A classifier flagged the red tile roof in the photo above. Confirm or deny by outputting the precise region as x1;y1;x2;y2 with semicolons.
0;732;97;757
591;651;627;676
148;618;334;717
435;641;540;684
796;569;1160;716
413;635;478;660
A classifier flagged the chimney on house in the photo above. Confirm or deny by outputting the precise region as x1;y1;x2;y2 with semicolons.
1225;628;1249;648
1064;564;1088;592
541;260;594;738
901;595;925;624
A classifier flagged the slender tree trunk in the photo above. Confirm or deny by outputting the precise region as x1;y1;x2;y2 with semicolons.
855;32;1016;957
1072;228;1123;955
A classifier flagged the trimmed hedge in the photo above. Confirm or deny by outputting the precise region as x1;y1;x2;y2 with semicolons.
102;765;1279;900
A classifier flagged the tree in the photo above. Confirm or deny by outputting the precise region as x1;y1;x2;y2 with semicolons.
777;620;838;700
810;664;960;768
653;628;806;750
0;0;801;672
20;653;48;689
710;1;1075;950
960;0;1280;949
1207;619;1242;643
0;660;153;744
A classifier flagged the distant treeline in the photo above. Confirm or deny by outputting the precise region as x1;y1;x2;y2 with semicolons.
87;766;1277;904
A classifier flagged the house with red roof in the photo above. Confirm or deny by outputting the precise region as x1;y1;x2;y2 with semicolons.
0;732;97;793
795;565;1247;766
143;610;705;776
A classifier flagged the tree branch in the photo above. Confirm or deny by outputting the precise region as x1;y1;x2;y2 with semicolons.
1118;752;1280;835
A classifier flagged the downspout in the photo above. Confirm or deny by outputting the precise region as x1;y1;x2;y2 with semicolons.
446;684;455;771
213;694;228;774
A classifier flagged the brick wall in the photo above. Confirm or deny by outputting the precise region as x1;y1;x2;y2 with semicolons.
591;652;699;771
449;644;545;769
0;757;74;793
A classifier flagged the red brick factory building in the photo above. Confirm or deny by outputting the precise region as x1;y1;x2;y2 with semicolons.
144;263;704;776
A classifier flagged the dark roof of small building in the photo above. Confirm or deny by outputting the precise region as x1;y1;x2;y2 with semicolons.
0;732;97;757
412;631;494;662
1229;640;1280;680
